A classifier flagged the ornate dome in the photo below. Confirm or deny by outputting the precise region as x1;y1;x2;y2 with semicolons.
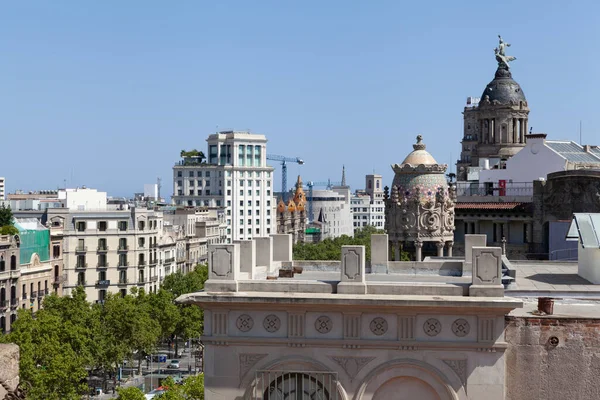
481;67;526;105
391;135;449;204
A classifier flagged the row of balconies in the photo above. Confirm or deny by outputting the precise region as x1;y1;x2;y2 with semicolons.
75;278;156;287
75;244;161;253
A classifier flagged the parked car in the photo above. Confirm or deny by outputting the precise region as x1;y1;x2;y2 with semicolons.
167;359;180;369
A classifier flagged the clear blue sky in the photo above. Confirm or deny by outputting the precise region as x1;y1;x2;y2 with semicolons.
1;1;598;198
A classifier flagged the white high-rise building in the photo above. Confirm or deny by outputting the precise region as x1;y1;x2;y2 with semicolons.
351;174;385;229
172;131;275;242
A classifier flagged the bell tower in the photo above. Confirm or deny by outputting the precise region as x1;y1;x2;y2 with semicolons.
457;35;530;181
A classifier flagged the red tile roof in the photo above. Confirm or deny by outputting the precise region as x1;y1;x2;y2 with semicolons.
455;202;531;210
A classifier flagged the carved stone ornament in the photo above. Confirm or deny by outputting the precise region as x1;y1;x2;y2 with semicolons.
315;316;332;334
442;359;467;388
211;247;232;277
452;319;470;337
239;353;267;381
343;250;360;280
369;317;388;336
263;314;281;333
329;356;376;380
236;314;254;332
423;318;442;336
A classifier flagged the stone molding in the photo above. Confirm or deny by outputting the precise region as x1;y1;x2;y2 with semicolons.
328;356;376;380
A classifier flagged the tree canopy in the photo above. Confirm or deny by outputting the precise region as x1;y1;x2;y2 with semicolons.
293;226;410;261
0;203;15;229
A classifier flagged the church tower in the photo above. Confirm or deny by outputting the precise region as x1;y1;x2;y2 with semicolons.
457;36;530;181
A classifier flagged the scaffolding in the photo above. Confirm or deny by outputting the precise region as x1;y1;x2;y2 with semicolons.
15;219;50;264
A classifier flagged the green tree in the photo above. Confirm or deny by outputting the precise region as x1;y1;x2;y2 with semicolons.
162;265;208;357
116;386;146;400
0;225;18;235
156;375;204;400
148;289;181;341
3;307;89;399
0;203;14;228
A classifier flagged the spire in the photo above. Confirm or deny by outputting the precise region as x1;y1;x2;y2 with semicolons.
341;165;346;187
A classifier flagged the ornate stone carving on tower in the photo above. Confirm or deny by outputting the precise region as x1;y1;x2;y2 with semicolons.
457;35;530;181
276;175;307;243
385;136;456;261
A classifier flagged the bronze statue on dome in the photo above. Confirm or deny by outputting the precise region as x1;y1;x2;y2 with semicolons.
494;35;516;69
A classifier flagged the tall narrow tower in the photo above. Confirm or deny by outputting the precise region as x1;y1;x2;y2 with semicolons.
457;35;530;181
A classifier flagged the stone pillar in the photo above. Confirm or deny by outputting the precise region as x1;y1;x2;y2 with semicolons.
271;234;292;262
469;246;504;297
371;234;388;273
464;234;487;276
447;241;453;257
475;220;481;234
205;243;240;292
338;246;367;294
436;242;444;257
394;241;401;261
415;240;423;262
238;240;256;278
255;237;273;267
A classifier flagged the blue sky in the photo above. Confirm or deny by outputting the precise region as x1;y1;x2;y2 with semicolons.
1;1;598;198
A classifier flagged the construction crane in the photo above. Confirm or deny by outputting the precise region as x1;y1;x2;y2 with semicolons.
306;179;341;222
266;154;305;202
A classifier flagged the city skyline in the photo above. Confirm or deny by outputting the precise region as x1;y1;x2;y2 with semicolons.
1;1;599;197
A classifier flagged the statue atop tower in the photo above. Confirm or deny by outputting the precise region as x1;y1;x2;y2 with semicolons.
494;35;517;70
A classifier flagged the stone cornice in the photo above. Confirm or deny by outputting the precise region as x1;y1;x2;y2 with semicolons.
200;335;509;352
179;291;521;314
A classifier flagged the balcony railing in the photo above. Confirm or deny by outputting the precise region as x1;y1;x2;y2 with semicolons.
75;263;88;269
95;280;110;287
0;300;8;310
75;246;88;253
118;278;129;285
77;281;87;286
118;245;129;252
44;288;49;295
164;257;175;264
137;278;146;285
97;262;109;269
117;262;129;268
150;275;158;282
22;293;27;300
138;260;146;266
31;291;37;299
97;246;109;253
455;181;533;197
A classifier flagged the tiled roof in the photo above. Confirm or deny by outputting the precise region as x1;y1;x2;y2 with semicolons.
455;202;531;210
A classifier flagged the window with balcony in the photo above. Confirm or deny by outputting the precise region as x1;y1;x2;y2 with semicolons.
138;254;145;266
118;221;128;231
77;255;86;268
0;256;4;272
22;284;26;299
139;270;145;283
119;254;127;267
138;237;145;248
77;272;85;286
98;254;107;268
98;221;107;231
76;221;86;232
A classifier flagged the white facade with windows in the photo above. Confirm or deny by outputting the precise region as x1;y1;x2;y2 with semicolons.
0;177;5;201
172;131;275;242
310;187;354;239
351;174;385;229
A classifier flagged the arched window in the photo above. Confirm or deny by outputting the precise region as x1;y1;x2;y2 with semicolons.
263;372;333;400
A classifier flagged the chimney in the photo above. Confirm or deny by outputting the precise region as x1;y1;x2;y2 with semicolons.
525;133;547;145
584;145;591;153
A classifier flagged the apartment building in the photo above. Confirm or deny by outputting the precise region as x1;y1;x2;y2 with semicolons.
0;177;5;201
351;174;385;229
0;235;19;334
162;207;226;273
48;206;164;302
172;131;275;242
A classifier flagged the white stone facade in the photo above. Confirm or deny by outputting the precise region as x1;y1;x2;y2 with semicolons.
352;174;385;229
0;177;5;201
311;187;354;239
180;233;522;399
172;131;276;243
